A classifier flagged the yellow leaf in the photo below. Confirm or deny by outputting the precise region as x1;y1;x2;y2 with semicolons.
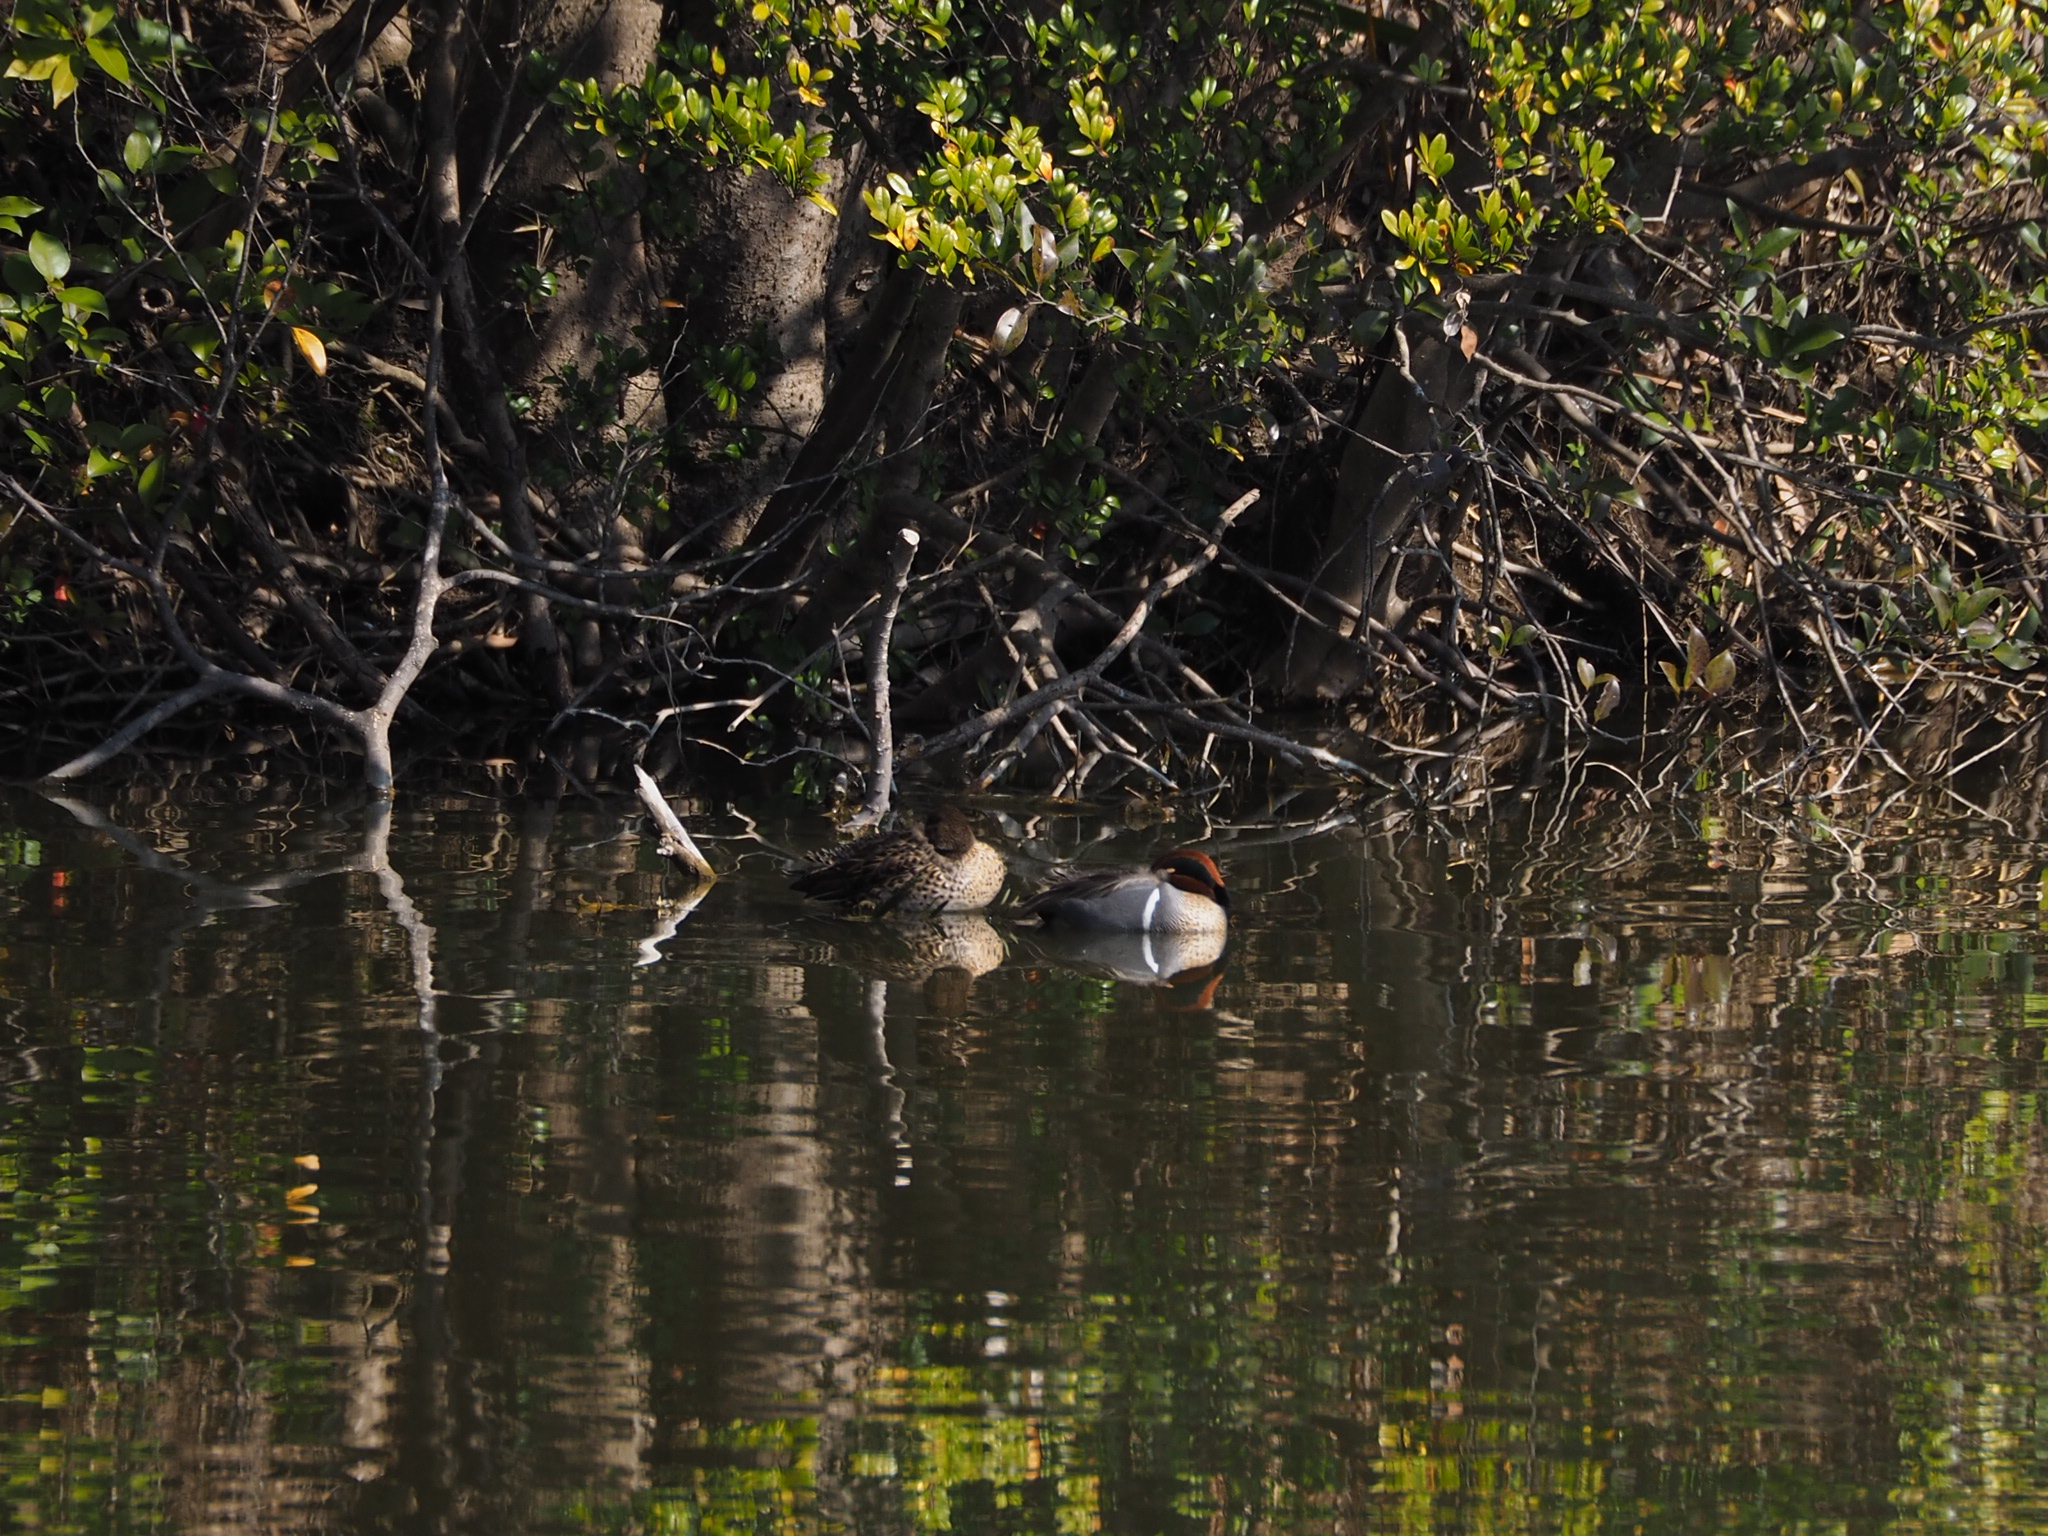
291;327;327;376
286;1183;319;1203
50;54;79;108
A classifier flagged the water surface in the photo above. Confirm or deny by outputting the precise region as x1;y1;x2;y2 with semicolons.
2;780;2046;1535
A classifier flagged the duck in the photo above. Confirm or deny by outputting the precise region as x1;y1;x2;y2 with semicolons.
1017;849;1229;937
789;805;1006;914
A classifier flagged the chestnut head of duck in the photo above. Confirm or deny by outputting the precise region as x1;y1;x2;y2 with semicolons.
1151;850;1229;911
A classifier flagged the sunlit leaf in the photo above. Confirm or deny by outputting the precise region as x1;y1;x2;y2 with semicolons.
291;326;328;376
1032;223;1060;285
4;54;64;83
49;53;80;107
1685;628;1710;687
85;37;130;84
991;305;1029;354
1702;649;1736;694
28;231;70;283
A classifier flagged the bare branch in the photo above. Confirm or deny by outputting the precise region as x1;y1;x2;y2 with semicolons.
846;525;921;832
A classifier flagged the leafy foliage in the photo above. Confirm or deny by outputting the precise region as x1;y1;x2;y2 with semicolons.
5;0;2048;797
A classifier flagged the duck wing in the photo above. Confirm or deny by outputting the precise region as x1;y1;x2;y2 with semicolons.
1017;867;1141;919
789;834;915;906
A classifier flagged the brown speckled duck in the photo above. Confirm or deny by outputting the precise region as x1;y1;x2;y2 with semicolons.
1018;849;1229;937
790;805;1006;914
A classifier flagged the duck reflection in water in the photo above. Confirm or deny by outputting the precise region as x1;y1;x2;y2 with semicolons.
1019;923;1229;1006
796;910;1007;984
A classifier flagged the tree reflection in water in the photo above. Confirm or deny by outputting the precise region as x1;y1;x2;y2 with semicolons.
0;779;2045;1534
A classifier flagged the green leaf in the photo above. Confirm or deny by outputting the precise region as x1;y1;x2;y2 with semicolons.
0;198;43;219
1748;228;1799;262
1953;588;1999;627
1701;650;1736;694
1785;319;1847;355
57;286;107;314
84;36;130;84
1658;659;1684;695
28;231;70;283
136;454;165;507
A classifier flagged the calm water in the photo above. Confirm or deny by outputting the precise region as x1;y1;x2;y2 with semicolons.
3;777;2048;1535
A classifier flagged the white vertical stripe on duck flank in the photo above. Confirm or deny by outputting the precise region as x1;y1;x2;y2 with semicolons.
1140;886;1162;933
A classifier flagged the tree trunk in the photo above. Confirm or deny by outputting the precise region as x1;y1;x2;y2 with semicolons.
686;162;856;548
483;0;666;416
1280;321;1475;701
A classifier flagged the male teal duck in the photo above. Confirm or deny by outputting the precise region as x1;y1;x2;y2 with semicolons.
1017;850;1229;937
790;805;1006;914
